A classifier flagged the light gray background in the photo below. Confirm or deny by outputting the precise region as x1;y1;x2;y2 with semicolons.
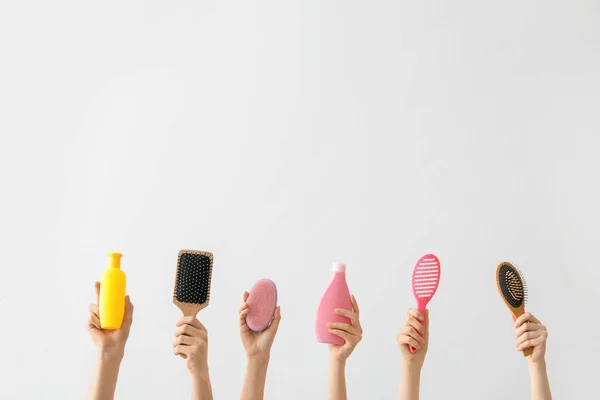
1;1;599;399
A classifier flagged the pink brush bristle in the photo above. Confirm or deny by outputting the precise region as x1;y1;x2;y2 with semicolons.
246;279;278;332
409;254;441;353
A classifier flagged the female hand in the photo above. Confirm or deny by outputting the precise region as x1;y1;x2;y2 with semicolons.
327;295;363;362
173;316;210;375
396;309;428;368
87;282;134;358
239;291;282;359
515;312;548;364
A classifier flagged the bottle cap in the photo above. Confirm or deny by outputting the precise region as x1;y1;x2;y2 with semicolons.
107;252;123;269
332;262;346;273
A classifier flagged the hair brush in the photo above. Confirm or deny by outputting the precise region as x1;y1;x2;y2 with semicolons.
173;250;213;316
409;254;441;353
495;261;532;357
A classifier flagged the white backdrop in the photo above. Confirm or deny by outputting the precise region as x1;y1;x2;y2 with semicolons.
1;1;599;399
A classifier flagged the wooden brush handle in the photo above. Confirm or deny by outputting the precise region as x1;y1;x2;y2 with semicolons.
173;299;206;317
512;312;534;358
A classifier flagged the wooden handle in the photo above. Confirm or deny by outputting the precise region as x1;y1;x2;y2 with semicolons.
511;311;534;358
173;299;206;317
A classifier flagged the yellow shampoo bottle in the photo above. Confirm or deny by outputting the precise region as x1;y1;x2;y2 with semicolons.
99;252;126;329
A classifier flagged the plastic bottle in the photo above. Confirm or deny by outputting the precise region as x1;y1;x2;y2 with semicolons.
315;262;353;345
99;252;126;330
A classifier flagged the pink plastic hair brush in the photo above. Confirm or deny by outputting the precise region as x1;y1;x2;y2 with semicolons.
246;279;278;332
409;254;441;353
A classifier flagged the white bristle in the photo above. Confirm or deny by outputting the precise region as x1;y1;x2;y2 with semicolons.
413;256;440;298
510;261;529;306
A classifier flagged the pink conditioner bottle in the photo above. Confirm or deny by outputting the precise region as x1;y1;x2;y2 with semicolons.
315;262;353;345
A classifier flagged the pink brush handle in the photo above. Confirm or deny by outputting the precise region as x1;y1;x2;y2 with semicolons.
408;303;426;354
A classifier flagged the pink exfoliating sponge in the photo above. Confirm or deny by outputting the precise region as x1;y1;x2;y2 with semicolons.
246;279;278;332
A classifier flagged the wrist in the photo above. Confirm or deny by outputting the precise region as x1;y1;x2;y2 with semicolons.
528;357;547;370
401;359;423;374
247;353;270;368
188;360;210;377
98;348;125;364
191;367;211;382
329;354;347;369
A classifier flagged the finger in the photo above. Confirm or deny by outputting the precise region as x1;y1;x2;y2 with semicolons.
328;328;357;345
88;313;101;330
518;333;547;351
397;332;421;349
407;308;424;321
406;317;424;335
514;312;540;328
173;335;197;347
123;296;134;323
335;309;359;327
424;309;429;340
174;323;204;338
88;303;99;317
516;330;544;347
515;322;542;337
351;295;360;317
176;316;206;331
173;345;193;357
267;306;281;332
400;326;425;346
239;291;250;312
239;309;250;327
327;322;361;336
94;282;101;304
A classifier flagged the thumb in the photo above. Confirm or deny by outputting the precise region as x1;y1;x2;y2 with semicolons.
124;295;134;322
425;309;430;341
268;306;282;332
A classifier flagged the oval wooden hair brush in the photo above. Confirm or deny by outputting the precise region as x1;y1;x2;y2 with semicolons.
495;261;532;357
173;250;213;316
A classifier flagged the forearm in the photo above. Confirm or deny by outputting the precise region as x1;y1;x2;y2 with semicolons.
240;354;270;400
86;351;124;400
191;369;213;400
398;362;421;400
529;360;552;400
328;357;347;400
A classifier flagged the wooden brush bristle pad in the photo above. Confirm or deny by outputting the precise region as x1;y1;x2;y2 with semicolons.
173;250;213;316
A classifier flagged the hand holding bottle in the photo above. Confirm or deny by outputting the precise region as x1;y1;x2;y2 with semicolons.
88;282;134;358
327;294;363;362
